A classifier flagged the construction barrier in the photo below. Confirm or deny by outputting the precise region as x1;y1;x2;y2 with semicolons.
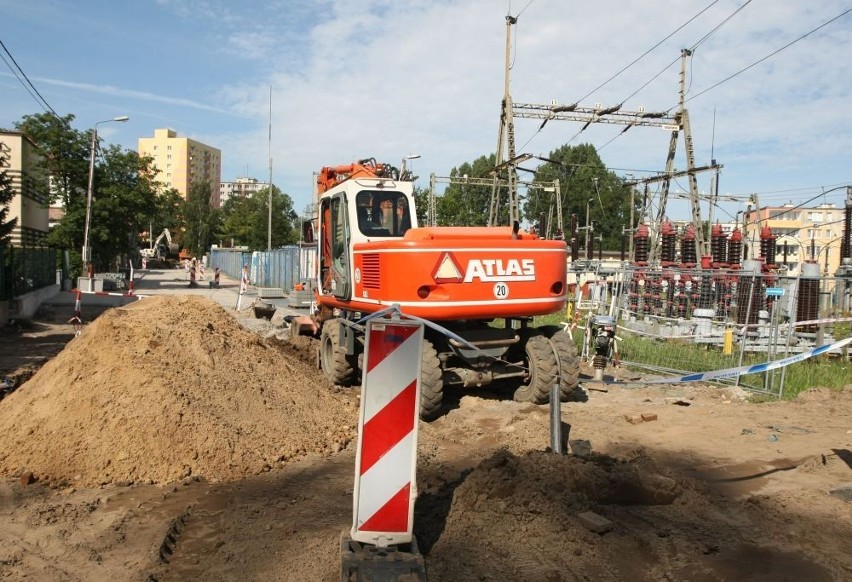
351;316;424;547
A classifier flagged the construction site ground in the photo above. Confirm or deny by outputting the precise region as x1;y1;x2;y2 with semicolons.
1;267;851;581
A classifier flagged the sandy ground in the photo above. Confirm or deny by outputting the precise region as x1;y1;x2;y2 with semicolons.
1;291;851;581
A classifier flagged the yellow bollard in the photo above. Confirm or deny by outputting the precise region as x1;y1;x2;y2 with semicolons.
723;328;733;355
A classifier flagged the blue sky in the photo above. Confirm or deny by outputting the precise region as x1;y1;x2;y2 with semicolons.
2;0;851;223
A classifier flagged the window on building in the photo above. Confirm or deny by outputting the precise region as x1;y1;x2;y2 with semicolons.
808;211;823;222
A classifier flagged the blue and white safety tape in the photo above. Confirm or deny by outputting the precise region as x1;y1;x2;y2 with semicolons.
599;336;851;385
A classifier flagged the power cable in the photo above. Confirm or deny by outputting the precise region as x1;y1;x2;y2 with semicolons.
577;0;719;103
594;0;754;152
689;0;753;51
679;7;852;107
0;38;60;118
520;1;722;151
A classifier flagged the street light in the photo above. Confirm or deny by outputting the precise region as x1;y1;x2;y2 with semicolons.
83;115;129;280
400;154;420;180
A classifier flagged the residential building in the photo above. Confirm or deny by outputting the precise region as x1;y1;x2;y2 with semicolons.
744;202;845;276
138;129;222;207
220;177;269;205
0;131;50;246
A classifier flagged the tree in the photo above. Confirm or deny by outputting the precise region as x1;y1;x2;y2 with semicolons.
435;154;498;226
0;168;17;245
45;145;160;271
13;113;89;212
525;143;634;249
217;186;299;251
181;181;220;258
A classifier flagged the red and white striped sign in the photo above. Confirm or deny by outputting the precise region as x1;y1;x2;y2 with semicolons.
351;317;423;546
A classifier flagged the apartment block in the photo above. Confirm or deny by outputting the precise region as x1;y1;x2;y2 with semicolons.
138;129;222;207
220;177;269;206
744;203;845;276
0;131;50;246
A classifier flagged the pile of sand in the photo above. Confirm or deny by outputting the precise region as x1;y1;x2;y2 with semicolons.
0;295;358;487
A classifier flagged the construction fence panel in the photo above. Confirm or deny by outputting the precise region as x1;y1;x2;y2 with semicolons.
573;265;851;397
209;246;317;291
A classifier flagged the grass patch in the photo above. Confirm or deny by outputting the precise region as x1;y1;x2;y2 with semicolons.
532;311;850;399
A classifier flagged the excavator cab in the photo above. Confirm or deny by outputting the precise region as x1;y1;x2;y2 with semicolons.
319;193;352;300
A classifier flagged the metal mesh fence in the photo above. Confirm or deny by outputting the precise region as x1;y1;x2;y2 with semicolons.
0;246;59;301
571;263;852;397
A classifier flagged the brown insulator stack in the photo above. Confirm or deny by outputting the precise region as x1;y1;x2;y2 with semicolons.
680;224;697;267
727;228;742;269
736;274;764;326
660;221;677;267
760;225;777;269
633;223;650;266
796;261;820;333
841;194;851;263
710;223;728;268
628;273;642;313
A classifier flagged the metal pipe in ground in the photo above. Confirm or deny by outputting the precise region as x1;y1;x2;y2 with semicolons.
549;382;563;454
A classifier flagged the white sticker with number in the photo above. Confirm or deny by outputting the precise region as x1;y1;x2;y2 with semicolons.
493;282;509;300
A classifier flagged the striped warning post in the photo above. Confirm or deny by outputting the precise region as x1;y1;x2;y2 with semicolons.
351;317;424;547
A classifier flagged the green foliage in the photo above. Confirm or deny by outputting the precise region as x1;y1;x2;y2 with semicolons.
411;185;430;226
14;113;90;211
46;144;160;271
181;181;220;258
0;168;17;245
216;186;299;251
437;154;497;226
527;143;634;249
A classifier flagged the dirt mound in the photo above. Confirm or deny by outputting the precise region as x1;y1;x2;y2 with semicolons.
0;295;359;487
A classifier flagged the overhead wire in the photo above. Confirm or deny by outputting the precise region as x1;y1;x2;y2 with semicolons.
594;0;754;153
576;0;719;104
519;1;724;152
0;38;59;118
679;7;852;106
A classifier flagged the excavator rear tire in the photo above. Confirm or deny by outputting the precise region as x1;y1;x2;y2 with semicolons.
513;335;557;404
320;319;357;386
419;339;443;421
542;327;582;401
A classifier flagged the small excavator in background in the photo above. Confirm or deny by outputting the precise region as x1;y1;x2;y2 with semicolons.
140;228;180;261
293;158;580;420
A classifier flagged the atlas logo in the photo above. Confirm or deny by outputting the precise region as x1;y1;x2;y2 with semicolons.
464;258;535;283
432;253;536;283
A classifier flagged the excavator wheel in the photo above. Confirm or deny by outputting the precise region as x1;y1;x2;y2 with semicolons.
419;339;444;421
513;334;557;404
541;327;582;401
319;319;358;386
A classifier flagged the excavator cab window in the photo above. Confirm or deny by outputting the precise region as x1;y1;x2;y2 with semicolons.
320;195;351;299
357;190;410;237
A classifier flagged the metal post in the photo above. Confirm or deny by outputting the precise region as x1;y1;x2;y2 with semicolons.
549;382;563;454
82;116;129;283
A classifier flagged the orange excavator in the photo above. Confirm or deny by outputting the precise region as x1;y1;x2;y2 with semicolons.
296;157;579;419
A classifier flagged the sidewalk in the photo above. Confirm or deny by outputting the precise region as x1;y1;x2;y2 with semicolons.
44;267;302;321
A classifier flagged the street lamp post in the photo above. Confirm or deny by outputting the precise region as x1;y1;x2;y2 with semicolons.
400;154;420;180
82;116;129;283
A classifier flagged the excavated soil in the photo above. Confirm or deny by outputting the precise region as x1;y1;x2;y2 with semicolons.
0;296;358;487
1;294;851;581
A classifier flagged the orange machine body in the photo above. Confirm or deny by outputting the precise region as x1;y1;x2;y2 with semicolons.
324;228;567;320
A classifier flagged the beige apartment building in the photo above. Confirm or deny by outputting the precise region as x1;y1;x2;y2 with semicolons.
138;129;222;207
220;177;269;206
0;131;50;246
744;202;846;276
